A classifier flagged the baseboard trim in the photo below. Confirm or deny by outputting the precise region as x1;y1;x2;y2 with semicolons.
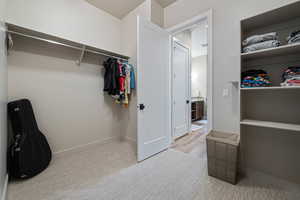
1;174;8;200
53;137;119;157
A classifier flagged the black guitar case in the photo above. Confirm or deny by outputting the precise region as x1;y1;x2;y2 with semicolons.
8;99;52;179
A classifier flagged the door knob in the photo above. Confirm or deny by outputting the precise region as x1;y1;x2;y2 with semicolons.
139;104;145;110
186;100;190;104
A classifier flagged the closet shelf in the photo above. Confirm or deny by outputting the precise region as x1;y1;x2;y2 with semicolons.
241;42;300;60
6;23;130;64
240;119;300;132
240;86;300;90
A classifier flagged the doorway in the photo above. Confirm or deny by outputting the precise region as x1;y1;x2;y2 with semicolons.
137;11;212;161
168;11;213;157
172;41;190;140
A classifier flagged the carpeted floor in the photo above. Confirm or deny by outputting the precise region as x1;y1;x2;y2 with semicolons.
8;139;300;200
7;140;137;200
50;150;300;200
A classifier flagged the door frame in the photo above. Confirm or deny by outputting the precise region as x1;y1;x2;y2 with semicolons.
171;40;192;140
167;9;213;141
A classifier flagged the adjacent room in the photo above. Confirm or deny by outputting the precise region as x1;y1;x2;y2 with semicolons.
1;0;300;200
171;18;210;158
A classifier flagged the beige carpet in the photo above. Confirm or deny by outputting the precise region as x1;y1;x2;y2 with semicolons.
49;150;300;200
7;140;137;200
8;140;300;200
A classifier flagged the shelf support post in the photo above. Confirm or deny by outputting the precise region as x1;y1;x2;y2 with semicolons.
77;45;86;66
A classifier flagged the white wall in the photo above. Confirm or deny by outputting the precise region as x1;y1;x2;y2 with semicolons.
151;0;164;27
165;0;299;133
8;37;123;153
6;0;127;153
192;56;207;98
191;22;207;57
121;0;151;64
0;0;7;198
120;0;151;142
6;0;122;54
175;28;207;99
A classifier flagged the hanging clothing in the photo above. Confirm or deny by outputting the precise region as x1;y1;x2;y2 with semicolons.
130;65;136;89
119;77;126;92
118;61;126;92
125;64;131;94
103;58;136;107
103;58;120;96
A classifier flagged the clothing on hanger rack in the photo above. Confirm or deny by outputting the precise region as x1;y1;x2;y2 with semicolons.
103;58;135;107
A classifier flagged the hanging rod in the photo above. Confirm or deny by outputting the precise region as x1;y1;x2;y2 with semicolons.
7;30;129;62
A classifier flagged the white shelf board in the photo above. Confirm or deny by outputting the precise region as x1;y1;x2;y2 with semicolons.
241;42;300;60
6;23;130;60
240;86;300;90
240;119;300;132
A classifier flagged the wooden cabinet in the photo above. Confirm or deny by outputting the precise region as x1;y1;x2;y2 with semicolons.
191;101;204;121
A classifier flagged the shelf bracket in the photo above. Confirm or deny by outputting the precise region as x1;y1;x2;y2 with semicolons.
6;33;14;54
229;81;239;89
76;45;86;66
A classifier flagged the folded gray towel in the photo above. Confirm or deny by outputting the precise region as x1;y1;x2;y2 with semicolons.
243;40;280;53
288;34;300;44
242;32;277;47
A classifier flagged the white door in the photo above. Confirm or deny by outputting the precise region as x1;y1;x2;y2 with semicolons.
172;41;190;139
137;17;171;162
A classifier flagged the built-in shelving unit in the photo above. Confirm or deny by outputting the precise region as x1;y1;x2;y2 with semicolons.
240;2;300;129
239;1;300;182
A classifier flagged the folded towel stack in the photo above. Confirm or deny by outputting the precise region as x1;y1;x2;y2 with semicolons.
242;32;280;53
287;29;300;44
241;70;272;88
281;67;300;87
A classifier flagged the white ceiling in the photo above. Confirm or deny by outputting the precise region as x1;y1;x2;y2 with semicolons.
86;0;177;19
